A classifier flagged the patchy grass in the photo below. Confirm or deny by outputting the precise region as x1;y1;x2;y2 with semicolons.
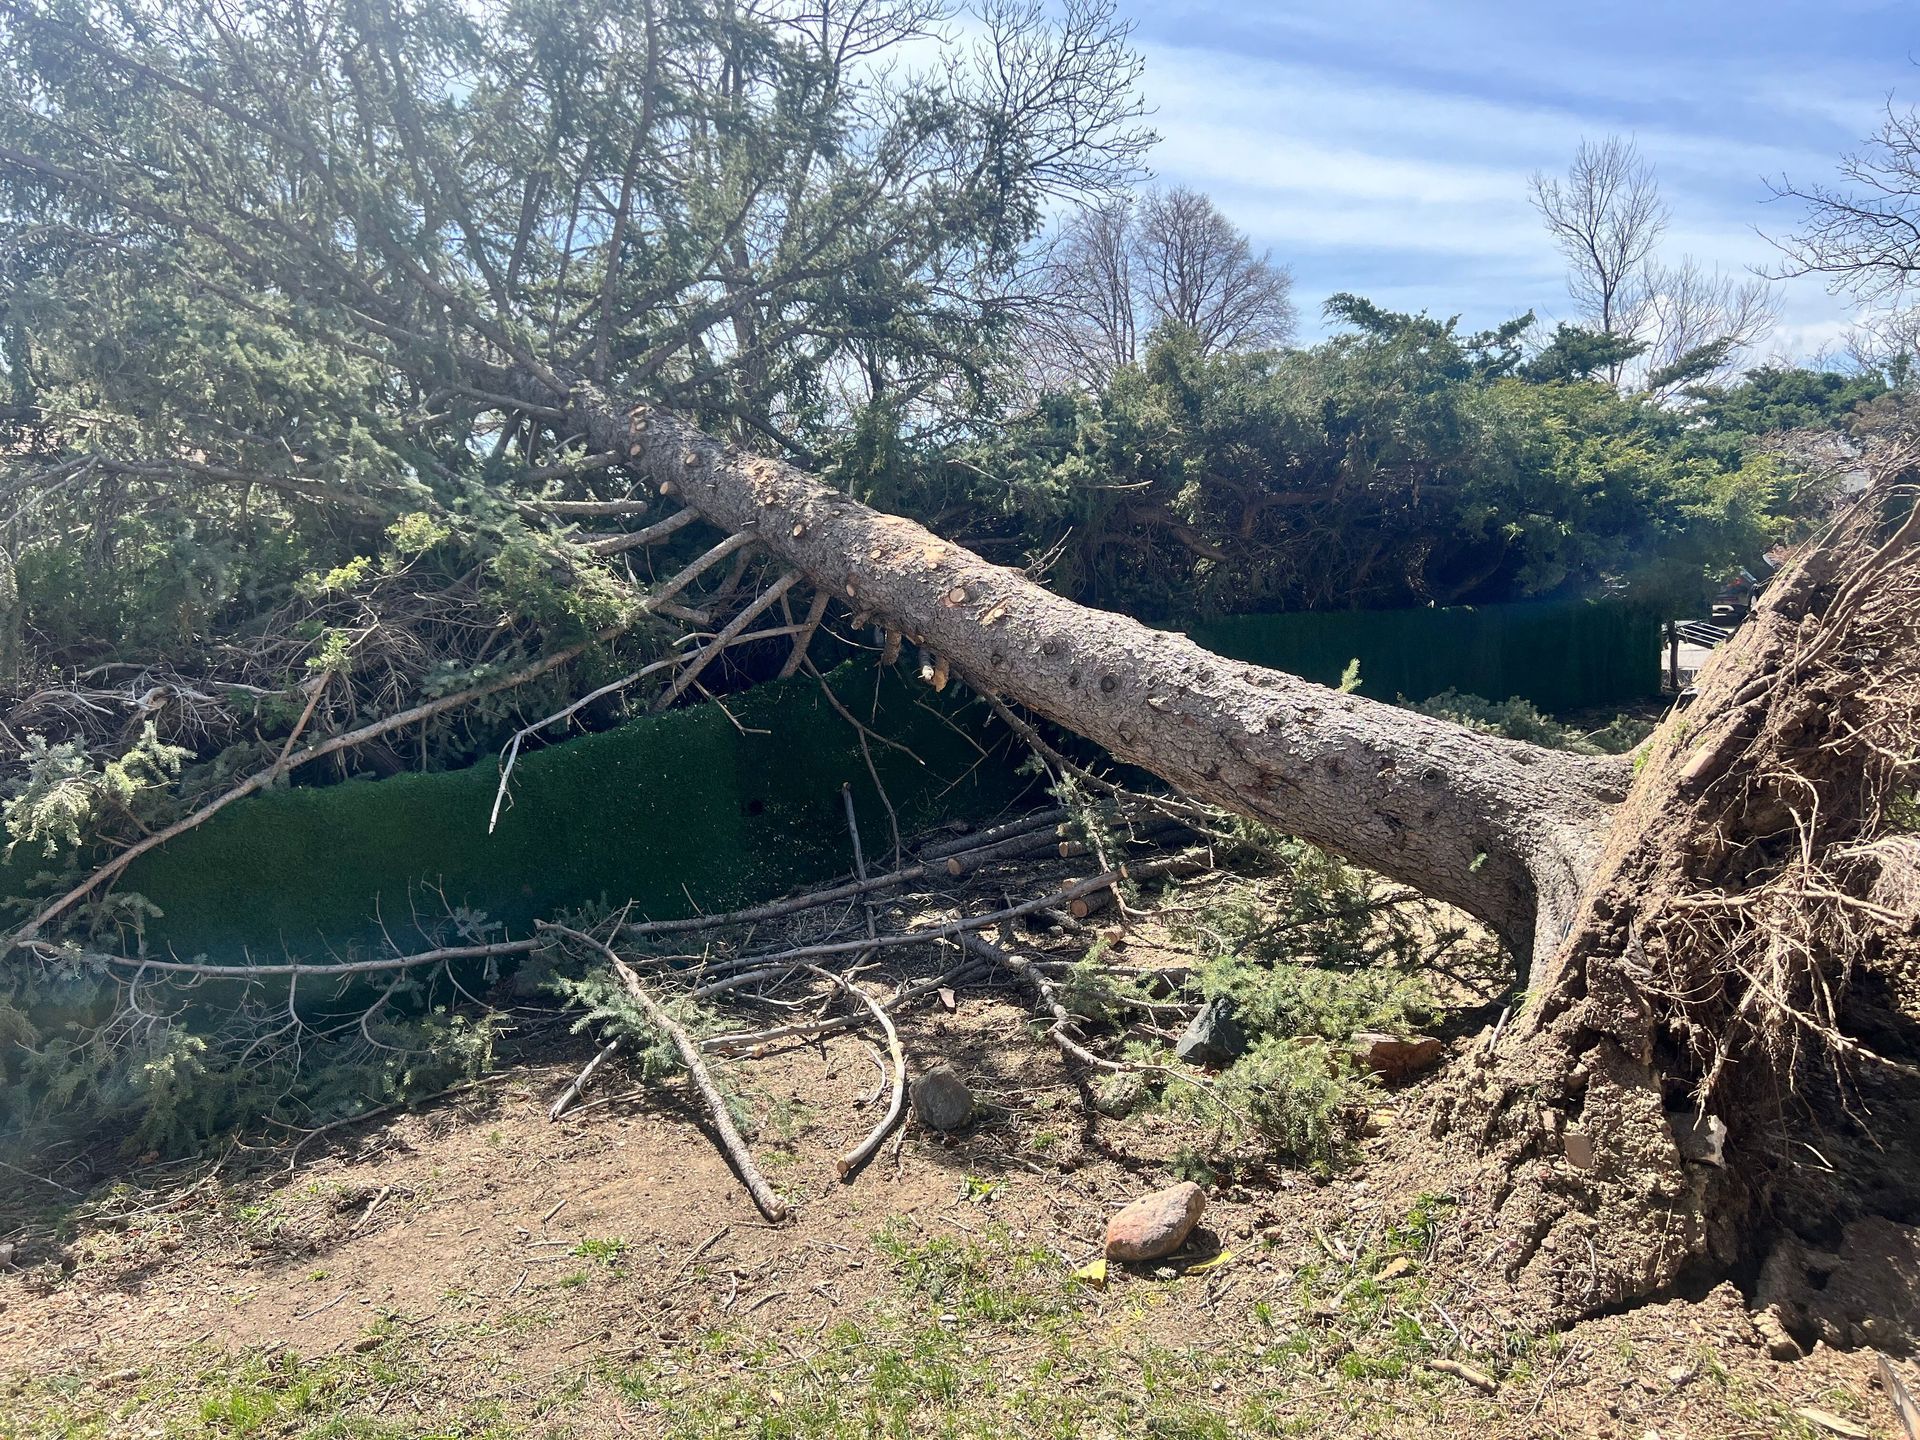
570;1237;629;1265
0;1198;1880;1440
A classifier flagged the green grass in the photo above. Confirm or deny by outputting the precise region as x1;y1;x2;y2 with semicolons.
570;1237;629;1265
0;1199;1839;1440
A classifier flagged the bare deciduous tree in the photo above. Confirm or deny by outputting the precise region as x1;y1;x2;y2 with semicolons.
1132;185;1296;355
1532;136;1778;391
1638;258;1778;396
1034;197;1138;390
1033;185;1295;388
1843;304;1920;382
1771;104;1920;305
1530;136;1669;368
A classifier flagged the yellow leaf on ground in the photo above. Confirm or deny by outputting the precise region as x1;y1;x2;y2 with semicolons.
1186;1248;1235;1276
1071;1257;1108;1287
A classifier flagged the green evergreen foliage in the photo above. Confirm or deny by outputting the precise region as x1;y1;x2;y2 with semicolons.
913;309;1844;623
3;723;188;860
0;0;1892;1184
1175;1036;1354;1169
1409;690;1655;756
0;960;499;1160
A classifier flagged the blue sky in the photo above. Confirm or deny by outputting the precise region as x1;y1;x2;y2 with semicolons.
1124;0;1916;360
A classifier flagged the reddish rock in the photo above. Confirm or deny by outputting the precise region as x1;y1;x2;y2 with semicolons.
1105;1181;1206;1262
1349;1033;1445;1081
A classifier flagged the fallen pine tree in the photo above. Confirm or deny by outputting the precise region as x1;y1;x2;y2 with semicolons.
0;0;1915;1339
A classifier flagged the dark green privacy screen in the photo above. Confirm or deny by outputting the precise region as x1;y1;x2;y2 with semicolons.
1189;598;1661;712
22;601;1654;966
121;670;1034;963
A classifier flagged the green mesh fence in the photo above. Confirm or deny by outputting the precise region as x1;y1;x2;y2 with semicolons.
7;600;1655;967
110;670;1034;963
1189;597;1661;712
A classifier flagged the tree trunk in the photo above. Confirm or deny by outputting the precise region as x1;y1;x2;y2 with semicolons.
566;387;1625;961
550;381;1918;1328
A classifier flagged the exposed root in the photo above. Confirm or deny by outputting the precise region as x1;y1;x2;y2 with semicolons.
1433;480;1920;1335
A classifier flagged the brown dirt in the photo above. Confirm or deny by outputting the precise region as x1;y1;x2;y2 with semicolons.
1440;484;1920;1332
3;990;1914;1438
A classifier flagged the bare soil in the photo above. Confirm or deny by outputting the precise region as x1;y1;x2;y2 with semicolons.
2;987;1912;1439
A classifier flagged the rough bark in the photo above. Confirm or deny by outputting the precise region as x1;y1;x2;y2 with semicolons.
1433;483;1920;1327
534;380;1914;1329
558;385;1625;959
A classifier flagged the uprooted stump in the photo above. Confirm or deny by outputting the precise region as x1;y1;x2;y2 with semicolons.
1427;482;1920;1339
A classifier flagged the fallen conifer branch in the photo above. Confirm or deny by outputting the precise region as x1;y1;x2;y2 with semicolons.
48;935;541;981
10;629;626;947
548;1036;623;1122
914;807;1071;860
489;619;810;832
701;958;987;1056
778;590;831;680
959;932;1244;1129
654;571;801;710
680;854;1204;979
540;921;789;1223
582;504;700;554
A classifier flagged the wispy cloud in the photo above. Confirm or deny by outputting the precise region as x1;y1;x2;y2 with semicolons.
1123;2;1915;357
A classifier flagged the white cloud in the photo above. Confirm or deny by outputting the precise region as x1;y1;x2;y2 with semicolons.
1124;27;1891;357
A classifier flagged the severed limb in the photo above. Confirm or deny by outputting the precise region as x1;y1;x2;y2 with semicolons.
75;818;1195;985
638;529;759;611
701;959;986;1057
548;1036;622;1121
806;966;905;1180
583;504;700;555
540;922;789;1223
777;589;831;680
915;807;1070;860
680;855;1204;984
959;932;1124;1072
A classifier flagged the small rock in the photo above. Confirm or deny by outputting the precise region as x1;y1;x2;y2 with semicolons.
1665;1363;1692;1385
0;1242;15;1269
1106;1181;1206;1263
911;1064;973;1132
1752;1306;1804;1360
1174;996;1244;1067
1667;1109;1727;1167
1563;1128;1595;1170
1349;1033;1444;1081
1094;1072;1146;1118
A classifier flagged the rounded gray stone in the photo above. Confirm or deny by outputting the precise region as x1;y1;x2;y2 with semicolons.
911;1063;974;1131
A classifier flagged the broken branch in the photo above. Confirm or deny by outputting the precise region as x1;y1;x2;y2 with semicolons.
539;922;788;1223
